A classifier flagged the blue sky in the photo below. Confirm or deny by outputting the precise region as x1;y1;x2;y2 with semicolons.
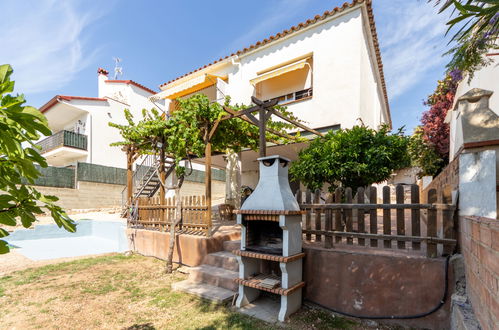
0;0;453;132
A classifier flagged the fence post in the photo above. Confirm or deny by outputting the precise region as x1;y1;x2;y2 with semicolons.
334;187;343;244
357;187;365;246
305;190;312;241
314;189;321;242
383;186;391;248
369;186;378;247
443;203;455;256
324;193;333;248
411;184;421;250
345;187;353;245
427;189;438;258
396;185;406;249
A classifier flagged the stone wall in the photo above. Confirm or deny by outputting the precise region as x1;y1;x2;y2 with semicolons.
180;180;226;203
459;216;499;330
33;180;226;210
33;181;124;210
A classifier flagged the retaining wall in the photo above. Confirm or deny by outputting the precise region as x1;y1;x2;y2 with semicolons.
127;228;240;266
303;245;454;329
33;181;125;210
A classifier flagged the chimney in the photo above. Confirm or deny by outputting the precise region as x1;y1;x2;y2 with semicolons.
97;68;109;98
240;155;300;211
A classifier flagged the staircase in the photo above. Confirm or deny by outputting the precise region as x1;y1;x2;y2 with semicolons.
121;153;175;213
172;240;240;304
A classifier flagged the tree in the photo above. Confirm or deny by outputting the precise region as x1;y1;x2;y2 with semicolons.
431;0;499;79
110;94;299;272
289;125;411;192
0;64;75;254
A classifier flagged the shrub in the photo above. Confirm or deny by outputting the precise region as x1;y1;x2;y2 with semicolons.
290;125;411;192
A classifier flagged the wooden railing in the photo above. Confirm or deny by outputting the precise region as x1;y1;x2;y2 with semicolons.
129;195;210;236
297;184;457;258
36;130;87;153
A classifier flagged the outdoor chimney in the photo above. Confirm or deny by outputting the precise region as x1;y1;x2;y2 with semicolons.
234;155;304;322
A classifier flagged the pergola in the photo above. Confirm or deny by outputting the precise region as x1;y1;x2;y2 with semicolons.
126;96;322;231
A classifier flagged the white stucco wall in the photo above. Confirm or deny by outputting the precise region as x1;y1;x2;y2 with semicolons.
171;7;387;131
449;56;498;159
42;75;157;169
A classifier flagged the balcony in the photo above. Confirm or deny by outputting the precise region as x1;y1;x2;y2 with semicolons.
37;130;88;154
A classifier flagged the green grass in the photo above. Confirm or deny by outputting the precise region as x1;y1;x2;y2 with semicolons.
0;254;370;329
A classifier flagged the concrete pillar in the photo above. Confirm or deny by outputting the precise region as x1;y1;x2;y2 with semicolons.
458;150;497;219
225;151;241;208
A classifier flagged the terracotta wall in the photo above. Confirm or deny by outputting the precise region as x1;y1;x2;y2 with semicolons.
303;245;454;329
459;216;499;330
127;228;240;266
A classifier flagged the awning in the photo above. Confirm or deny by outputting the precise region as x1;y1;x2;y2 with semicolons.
250;58;310;86
150;74;222;101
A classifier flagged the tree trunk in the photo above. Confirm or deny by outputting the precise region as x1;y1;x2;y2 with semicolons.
165;176;183;274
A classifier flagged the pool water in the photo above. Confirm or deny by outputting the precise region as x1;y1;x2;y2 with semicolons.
5;220;127;261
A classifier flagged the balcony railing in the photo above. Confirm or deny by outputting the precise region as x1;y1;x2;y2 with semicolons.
267;87;313;105
36;130;88;154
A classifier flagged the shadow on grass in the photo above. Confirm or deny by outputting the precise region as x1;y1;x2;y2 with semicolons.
123;323;156;330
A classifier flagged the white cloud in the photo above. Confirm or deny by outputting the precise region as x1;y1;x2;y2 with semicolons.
0;0;109;94
375;0;451;99
222;0;316;55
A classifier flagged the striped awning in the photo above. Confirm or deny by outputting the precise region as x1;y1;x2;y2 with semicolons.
150;74;221;101
250;58;310;86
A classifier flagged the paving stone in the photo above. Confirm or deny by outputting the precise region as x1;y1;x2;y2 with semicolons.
172;280;236;304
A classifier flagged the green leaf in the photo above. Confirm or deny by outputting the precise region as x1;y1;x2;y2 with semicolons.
0;64;13;85
0;228;9;238
0;212;17;226
0;240;9;254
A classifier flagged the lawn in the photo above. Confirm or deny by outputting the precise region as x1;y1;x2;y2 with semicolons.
0;254;384;329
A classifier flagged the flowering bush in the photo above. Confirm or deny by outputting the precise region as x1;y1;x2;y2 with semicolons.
420;73;459;165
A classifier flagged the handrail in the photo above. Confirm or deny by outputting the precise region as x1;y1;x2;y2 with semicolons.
36;130;87;153
121;153;176;213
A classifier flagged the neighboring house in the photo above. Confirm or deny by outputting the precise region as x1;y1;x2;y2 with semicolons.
37;68;160;169
150;0;391;191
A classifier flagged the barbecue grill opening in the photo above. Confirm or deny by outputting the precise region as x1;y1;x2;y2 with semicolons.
245;220;283;255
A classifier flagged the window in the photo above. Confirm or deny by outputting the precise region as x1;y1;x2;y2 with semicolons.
252;55;313;104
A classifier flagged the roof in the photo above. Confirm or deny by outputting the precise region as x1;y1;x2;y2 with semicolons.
105;80;157;94
158;0;390;126
39;95;108;113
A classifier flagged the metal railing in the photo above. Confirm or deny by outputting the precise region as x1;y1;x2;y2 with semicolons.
121;153;168;212
36;130;88;153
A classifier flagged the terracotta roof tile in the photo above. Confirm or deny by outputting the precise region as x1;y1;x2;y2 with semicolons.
105;80;157;94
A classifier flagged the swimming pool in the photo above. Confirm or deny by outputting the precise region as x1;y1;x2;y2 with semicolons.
5;220;128;261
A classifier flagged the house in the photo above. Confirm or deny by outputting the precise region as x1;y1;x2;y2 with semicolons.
150;0;391;194
37;68;161;169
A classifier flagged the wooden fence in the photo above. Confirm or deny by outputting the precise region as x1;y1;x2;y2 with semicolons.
129;196;210;236
297;184;457;258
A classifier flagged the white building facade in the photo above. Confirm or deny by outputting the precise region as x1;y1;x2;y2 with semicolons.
38;68;160;169
151;0;391;190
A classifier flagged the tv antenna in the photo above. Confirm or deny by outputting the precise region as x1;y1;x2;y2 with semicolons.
113;57;123;79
